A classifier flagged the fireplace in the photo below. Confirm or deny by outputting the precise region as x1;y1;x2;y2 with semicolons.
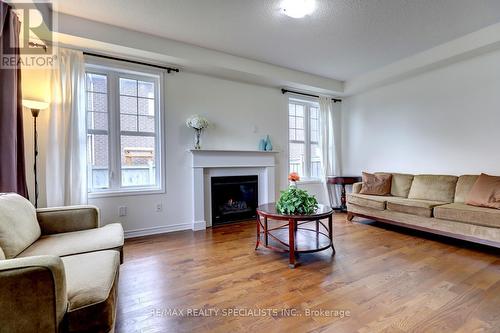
211;175;258;226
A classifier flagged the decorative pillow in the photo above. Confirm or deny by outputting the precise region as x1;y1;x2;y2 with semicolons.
0;193;41;258
360;172;392;196
465;173;500;209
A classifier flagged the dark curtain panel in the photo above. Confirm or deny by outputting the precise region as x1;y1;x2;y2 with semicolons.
0;2;28;197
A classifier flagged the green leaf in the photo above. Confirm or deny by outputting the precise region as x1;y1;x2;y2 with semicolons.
276;185;319;215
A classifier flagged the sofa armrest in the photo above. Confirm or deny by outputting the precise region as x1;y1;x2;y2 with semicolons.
0;255;67;332
37;205;100;235
352;182;363;194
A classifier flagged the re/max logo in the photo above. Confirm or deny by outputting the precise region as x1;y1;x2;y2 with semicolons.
10;1;54;54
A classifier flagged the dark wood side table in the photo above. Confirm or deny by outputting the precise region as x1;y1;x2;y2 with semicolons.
327;176;362;212
255;203;334;268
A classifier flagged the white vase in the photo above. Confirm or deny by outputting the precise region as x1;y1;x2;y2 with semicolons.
194;128;202;149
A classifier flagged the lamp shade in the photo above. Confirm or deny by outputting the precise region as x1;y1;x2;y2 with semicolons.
22;99;49;110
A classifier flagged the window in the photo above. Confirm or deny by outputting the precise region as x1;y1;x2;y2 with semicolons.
288;98;321;180
86;64;163;195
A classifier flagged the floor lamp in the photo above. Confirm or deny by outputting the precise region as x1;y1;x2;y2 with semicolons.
22;99;48;208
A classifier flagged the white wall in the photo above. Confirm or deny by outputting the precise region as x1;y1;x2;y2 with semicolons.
342;49;500;176
88;72;290;234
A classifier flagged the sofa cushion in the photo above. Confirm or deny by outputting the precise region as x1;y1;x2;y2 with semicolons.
376;173;414;197
434;203;500;228
348;193;388;211
0;193;41;258
408;175;458;203
62;251;119;333
454;175;479;203
391;173;414;198
18;223;123;258
386;198;446;218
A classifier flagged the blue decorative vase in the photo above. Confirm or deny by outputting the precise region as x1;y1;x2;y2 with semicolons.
264;135;273;151
258;138;266;151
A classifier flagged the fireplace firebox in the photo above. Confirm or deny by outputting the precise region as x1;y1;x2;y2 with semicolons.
211;175;258;226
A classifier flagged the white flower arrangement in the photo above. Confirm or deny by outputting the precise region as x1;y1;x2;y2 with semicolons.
186;115;210;130
186;115;210;149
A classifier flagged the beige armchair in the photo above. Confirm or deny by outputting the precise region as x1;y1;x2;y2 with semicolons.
0;193;124;333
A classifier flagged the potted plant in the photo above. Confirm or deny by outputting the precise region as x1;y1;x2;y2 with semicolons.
276;172;318;215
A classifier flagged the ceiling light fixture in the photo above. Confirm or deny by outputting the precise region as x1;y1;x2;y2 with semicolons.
280;0;316;19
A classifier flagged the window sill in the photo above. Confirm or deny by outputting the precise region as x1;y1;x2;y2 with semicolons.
88;187;165;199
296;179;323;185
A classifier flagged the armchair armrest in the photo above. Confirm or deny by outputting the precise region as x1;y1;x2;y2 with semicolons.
0;255;67;332
352;182;363;194
37;205;100;235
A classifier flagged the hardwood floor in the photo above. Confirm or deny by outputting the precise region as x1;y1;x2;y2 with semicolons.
116;214;500;333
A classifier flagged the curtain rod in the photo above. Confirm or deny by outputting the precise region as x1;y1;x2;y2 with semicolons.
281;88;342;103
83;52;180;73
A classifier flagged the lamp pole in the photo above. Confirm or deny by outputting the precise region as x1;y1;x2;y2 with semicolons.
23;99;47;208
31;108;40;208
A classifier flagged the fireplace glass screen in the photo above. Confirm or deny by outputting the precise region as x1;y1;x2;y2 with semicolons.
211;175;258;225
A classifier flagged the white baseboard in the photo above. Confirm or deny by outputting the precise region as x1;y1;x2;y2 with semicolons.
193;220;206;231
124;223;192;239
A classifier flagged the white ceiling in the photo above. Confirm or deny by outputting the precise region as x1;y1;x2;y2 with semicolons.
52;0;500;81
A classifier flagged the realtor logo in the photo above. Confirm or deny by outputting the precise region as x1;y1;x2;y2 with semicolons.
1;1;57;69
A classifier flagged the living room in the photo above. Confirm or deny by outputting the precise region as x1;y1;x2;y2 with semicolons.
1;0;499;332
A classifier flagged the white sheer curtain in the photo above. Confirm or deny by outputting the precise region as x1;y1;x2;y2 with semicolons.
319;96;342;207
46;48;87;206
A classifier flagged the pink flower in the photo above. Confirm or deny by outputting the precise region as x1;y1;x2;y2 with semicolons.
288;172;300;182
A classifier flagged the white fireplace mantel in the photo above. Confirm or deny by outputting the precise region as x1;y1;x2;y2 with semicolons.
190;149;278;230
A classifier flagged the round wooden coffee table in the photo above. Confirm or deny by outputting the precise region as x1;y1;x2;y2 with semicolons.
255;203;335;268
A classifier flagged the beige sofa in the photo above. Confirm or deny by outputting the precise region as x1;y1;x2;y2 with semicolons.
347;173;500;248
0;193;124;332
